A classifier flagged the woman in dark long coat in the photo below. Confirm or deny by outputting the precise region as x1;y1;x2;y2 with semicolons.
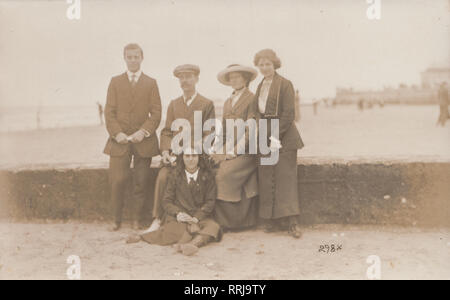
253;49;304;238
212;64;259;230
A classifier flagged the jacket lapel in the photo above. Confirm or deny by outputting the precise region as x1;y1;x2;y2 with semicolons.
119;73;135;107
191;168;205;203
231;88;251;114
186;93;202;116
179;172;195;205
180;168;205;208
223;97;232;117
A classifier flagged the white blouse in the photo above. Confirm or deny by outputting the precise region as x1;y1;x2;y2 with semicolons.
258;78;273;113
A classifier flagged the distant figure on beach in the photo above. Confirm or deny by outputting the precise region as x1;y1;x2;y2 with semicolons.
103;43;162;232
313;100;318;115
36;107;41;130
295;89;301;121
436;82;449;127
357;98;364;112
97;102;104;125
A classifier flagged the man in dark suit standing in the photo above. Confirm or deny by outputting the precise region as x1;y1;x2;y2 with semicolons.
104;43;162;231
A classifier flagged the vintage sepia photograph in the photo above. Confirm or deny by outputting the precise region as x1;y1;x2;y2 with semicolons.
0;0;449;282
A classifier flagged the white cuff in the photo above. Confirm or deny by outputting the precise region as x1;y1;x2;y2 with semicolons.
269;136;282;149
140;129;151;137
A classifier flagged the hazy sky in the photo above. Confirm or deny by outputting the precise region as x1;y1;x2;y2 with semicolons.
0;0;449;109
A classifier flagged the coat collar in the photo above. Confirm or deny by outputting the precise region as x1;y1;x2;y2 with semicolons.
176;92;204;115
225;87;252;114
178;167;208;200
126;69;142;81
232;88;252;113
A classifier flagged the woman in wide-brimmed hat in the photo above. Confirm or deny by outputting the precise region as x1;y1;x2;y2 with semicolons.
212;64;260;230
253;49;305;238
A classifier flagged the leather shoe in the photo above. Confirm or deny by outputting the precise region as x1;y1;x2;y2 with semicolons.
110;223;121;232
181;244;199;256
133;221;146;230
288;224;303;239
263;222;281;233
126;234;141;244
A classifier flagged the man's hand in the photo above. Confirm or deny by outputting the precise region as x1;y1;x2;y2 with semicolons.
176;212;193;223
115;132;129;144
162;150;177;166
130;129;146;143
269;136;282;150
162;150;171;164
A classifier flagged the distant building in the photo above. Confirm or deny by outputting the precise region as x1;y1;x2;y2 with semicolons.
334;66;450;105
420;67;450;89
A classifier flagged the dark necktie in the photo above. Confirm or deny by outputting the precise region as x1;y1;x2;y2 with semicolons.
188;176;196;186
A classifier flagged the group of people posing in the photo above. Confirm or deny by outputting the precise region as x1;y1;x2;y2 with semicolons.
103;43;304;256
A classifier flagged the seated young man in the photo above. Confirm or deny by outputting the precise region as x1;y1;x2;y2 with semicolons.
128;147;221;256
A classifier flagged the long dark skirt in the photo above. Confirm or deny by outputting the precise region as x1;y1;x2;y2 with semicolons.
258;150;300;219
214;194;258;230
214;155;258;229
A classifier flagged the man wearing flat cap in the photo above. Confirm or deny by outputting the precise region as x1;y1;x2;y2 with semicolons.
144;64;216;233
104;43;162;231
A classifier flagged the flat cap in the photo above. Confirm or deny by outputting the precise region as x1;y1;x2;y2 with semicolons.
173;64;200;77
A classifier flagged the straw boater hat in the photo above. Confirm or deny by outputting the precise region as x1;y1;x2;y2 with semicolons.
217;64;258;86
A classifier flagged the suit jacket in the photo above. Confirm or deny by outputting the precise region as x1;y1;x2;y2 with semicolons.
221;87;257;152
160;94;215;152
162;168;217;221
103;72;162;158
254;72;304;151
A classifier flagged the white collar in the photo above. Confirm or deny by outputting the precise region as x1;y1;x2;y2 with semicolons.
263;77;273;84
183;92;198;106
185;168;199;183
231;88;245;98
127;70;142;81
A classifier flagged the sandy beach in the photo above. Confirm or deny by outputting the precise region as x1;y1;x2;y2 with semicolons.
0;222;448;280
